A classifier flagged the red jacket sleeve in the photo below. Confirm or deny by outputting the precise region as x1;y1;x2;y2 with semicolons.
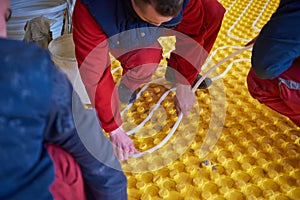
168;0;225;85
72;0;122;132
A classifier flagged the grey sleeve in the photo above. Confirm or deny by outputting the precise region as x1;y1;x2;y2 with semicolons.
44;67;127;200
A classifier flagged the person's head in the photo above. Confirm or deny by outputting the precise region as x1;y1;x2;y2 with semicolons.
132;0;183;26
0;0;11;37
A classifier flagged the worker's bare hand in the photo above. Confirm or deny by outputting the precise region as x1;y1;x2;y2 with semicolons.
109;127;139;161
174;83;196;116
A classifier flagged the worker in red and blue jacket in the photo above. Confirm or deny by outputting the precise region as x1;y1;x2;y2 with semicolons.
72;0;225;160
0;0;127;199
247;0;300;127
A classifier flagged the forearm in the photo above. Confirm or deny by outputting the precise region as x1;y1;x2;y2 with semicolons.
168;0;225;84
73;0;110;105
72;0;122;131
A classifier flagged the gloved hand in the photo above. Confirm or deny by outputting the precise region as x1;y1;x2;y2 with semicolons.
174;83;196;116
110;126;139;161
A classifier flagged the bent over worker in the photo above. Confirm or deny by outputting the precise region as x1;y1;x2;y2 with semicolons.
247;0;300;127
72;0;226;160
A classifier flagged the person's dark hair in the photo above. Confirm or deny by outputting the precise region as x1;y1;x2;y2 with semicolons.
133;0;184;17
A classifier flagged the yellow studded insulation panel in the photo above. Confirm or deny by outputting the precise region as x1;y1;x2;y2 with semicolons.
111;0;300;199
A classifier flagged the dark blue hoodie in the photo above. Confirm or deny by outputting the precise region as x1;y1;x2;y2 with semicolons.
0;39;127;200
252;0;300;79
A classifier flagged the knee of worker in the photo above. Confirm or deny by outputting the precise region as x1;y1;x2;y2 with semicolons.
291;118;300;127
85;166;127;194
246;69;276;101
122;63;159;88
84;168;127;200
46;144;86;200
278;78;300;109
247;68;268;100
247;70;258;99
100;167;127;187
121;47;163;68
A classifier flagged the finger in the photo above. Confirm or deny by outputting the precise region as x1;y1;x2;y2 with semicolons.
117;147;124;161
128;151;133;158
123;146;130;160
128;145;139;157
179;104;188;116
128;145;134;157
174;100;181;116
182;109;188;116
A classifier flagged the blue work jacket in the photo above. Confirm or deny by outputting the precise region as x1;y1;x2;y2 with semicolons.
80;0;190;48
252;0;300;79
0;39;127;200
